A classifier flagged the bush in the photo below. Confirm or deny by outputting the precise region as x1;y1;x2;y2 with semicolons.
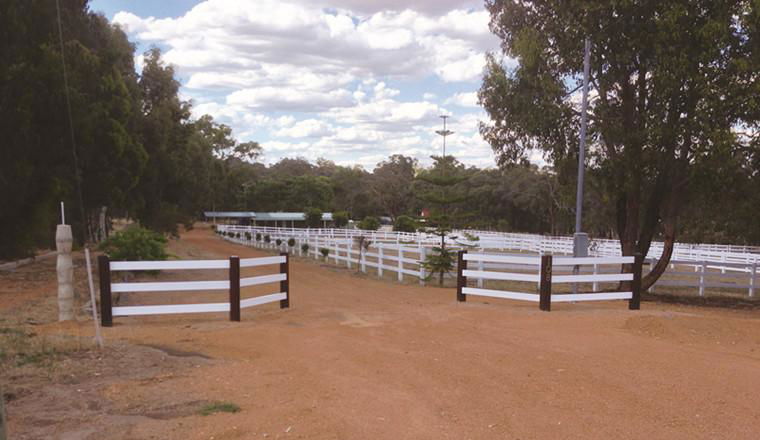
301;243;310;253
393;215;417;233
304;207;323;228
319;247;329;258
333;211;349;228
244;232;251;240
358;216;381;231
98;226;168;261
288;238;296;247
264;234;271;243
255;233;262;241
275;238;282;246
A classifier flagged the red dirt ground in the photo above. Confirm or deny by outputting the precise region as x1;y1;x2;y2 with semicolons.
4;225;760;439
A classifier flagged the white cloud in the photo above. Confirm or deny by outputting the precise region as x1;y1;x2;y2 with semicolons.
112;0;504;168
445;92;479;108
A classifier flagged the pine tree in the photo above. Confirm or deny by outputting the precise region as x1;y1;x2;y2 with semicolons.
415;155;470;286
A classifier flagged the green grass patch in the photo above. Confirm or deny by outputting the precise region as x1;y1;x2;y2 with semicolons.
198;402;241;416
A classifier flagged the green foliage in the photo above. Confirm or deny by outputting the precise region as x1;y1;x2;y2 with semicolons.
372;155;418;219
287;237;296;247
275;238;282;246
420;246;456;283
480;0;760;286
264;234;271;243
98;226;168;261
357;216;380;231
198;402;240;416
319;247;329;258
415;155;471;286
304;207;323;228
255;233;262;241
244;232;251;240
301;243;310;253
393;215;417;233
333;211;349;228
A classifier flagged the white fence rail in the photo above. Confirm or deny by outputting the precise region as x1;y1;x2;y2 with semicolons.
97;253;290;325
457;251;642;311
216;225;760;298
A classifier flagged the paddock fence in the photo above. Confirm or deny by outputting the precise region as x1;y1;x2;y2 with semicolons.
98;253;290;326
215;225;760;298
457;251;643;311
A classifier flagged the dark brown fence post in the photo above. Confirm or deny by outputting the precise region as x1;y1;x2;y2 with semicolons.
280;252;290;309
539;254;552;312
0;384;7;440
629;253;643;310
457;250;467;302
98;255;112;327
229;256;240;321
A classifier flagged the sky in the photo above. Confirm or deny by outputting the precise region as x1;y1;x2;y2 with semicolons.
89;0;512;170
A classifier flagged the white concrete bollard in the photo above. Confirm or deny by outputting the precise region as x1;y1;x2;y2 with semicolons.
56;224;75;321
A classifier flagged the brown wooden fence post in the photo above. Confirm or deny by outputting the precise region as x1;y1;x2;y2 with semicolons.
280;252;290;309
229;256;240;321
98;255;112;327
457;250;467;302
0;384;7;440
539;254;552;312
629;253;643;310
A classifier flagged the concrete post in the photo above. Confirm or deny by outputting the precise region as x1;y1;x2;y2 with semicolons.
56;224;75;321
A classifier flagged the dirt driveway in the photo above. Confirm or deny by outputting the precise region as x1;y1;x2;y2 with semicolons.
5;226;760;439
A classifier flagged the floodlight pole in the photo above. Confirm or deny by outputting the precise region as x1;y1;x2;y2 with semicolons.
573;38;591;258
436;115;453;157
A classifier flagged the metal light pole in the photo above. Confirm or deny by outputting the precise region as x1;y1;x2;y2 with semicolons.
435;115;453;157
573;38;592;258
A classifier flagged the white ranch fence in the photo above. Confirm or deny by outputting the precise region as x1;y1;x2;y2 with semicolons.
97;254;289;326
457;251;643;311
215;225;760;298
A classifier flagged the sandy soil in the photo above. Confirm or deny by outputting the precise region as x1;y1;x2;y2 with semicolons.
3;225;760;439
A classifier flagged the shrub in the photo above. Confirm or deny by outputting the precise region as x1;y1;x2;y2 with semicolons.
255;233;262;241
275;238;282;246
304;207;323;228
288;238;296;247
198;402;240;416
333;211;349;228
357;216;381;231
244;232;251;240
301;243;310;253
393;215;417;233
319;247;329;258
98;226;168;261
264;234;271;243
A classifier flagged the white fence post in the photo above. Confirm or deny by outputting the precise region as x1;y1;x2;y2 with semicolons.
592;263;599;291
398;247;404;282
477;249;484;288
361;245;366;273
699;261;706;296
419;246;426;286
749;261;757;298
346;241;352;269
378;245;384;278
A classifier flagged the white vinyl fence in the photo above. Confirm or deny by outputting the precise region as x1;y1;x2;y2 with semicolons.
457;252;643;311
98;253;289;325
216;225;760;298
